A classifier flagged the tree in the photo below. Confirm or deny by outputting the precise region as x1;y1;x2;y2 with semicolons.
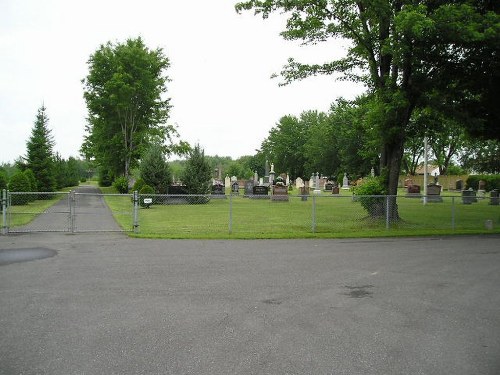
181;144;212;197
460;139;500;174
260;114;310;179
82;37;174;178
236;0;499;218
140;144;172;194
25;105;56;192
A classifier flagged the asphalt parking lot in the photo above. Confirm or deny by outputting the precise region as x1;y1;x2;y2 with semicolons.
0;233;499;375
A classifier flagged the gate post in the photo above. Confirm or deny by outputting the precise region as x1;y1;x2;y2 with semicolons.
1;189;7;235
70;190;76;233
133;190;139;233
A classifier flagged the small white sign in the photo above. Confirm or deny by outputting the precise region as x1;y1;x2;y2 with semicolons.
143;198;153;204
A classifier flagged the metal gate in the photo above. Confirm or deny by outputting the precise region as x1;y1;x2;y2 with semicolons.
2;189;136;234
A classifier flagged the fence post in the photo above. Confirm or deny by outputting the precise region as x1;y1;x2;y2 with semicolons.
133;191;139;233
1;189;7;235
312;194;316;233
386;196;390;230
228;193;233;234
69;190;75;233
451;196;455;231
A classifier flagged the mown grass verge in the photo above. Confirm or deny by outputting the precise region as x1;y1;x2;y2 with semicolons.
101;187;500;239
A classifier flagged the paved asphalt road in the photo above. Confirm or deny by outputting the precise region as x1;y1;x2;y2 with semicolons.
0;233;499;375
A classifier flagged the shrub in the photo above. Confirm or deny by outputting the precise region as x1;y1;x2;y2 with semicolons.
466;175;500;191
132;178;146;193
140;145;171;193
353;177;387;217
0;169;8;191
8;172;32;205
113;176;129;194
98;168;113;187
139;184;155;207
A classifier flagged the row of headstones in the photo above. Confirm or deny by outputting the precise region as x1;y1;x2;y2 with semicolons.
405;180;499;205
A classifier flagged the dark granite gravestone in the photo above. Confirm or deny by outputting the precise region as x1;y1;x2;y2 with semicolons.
212;183;224;195
324;182;334;191
252;185;269;199
455;179;464;191
244;180;254;196
231;182;239;194
462;189;477;204
331;186;340;195
489;189;499;206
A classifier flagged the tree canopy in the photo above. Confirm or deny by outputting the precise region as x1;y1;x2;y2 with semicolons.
236;0;499;217
81;37;174;179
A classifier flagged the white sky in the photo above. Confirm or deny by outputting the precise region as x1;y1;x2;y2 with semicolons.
0;0;365;163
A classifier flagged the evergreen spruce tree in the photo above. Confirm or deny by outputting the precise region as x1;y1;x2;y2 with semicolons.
139;144;171;194
26;105;56;192
181;144;212;203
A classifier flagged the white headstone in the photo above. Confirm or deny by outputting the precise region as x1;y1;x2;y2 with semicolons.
342;173;349;189
295;177;304;189
225;175;231;187
286;174;290;186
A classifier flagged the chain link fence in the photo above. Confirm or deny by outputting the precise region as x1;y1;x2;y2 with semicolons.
133;192;500;237
2;189;499;236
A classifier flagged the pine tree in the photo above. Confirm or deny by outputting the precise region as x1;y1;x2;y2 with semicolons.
181;144;212;198
26;105;56;192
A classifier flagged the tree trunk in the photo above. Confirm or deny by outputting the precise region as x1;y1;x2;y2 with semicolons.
380;122;407;221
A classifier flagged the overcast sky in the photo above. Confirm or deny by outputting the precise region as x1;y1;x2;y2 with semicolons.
0;0;366;163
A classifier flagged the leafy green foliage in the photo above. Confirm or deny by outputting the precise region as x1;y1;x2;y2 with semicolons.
113;176;129;194
0;169;7;191
132;178;146;193
98;168;113;187
82;37;175;178
236;0;500;218
466;175;500;192
8;172;31;205
140;144;171;194
139;184;155;207
353;177;387;217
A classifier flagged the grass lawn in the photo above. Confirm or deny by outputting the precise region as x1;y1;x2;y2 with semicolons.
101;187;500;239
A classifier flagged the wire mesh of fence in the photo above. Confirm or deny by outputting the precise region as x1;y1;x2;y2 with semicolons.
2;189;499;236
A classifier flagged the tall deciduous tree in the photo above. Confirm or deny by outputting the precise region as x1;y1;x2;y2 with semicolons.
236;0;499;218
82;37;173;179
25;105;56;192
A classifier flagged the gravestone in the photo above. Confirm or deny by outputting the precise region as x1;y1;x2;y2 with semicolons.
342;173;349;189
324;182;334;191
244;180;254;196
426;184;442;202
231;181;239;194
300;186;310;201
462;188;477;204
211;183;224;195
455;179;464;191
295;177;304;189
406;184;421;198
252;185;269;199
489;189;499;206
272;177;289;201
331;185;340;195
224;175;231;188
